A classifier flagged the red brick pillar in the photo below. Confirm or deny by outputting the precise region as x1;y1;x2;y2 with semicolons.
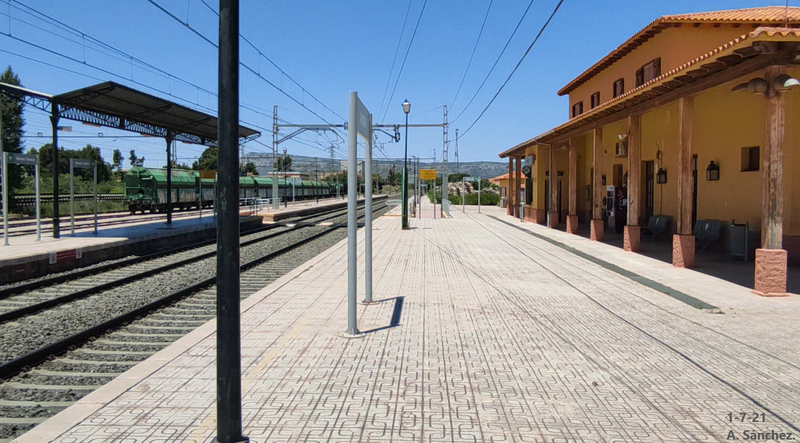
624;114;641;252
754;66;788;296
548;145;558;228
673;96;695;268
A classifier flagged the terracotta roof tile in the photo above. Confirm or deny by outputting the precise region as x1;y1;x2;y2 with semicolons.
558;6;800;96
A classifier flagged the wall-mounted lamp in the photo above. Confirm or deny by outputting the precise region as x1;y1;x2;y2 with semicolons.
601;174;607;185
706;160;720;181
618;133;628;141
656;167;667;184
732;75;800;96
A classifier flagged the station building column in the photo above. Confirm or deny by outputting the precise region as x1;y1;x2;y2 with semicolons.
507;157;513;216
567;139;578;234
624;114;641;251
673;96;695;268
590;128;604;241
548;145;558;228
755;66;789;296
515;156;522;218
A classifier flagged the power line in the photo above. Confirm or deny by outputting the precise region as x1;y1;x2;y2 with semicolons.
145;0;345;127
451;0;537;124
459;0;564;137
449;0;494;110
377;0;414;122
379;0;429;124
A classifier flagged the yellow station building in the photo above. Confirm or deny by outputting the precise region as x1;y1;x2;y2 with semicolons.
499;6;800;296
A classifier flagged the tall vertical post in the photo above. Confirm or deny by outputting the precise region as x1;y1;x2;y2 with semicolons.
478;176;481;214
417;158;421;218
216;0;245;441
0;110;6;246
625;115;642;251
402;102;409;229
165;134;173;225
364;113;373;304
346;92;359;336
548;147;557;228
507;157;513;215
272;106;279;209
50;106;60;238
673;96;695;268
35;159;41;241
567;139;578;234
516;156;523;222
93;161;98;235
755;66;788;296
2;151;8;246
462;177;465;213
590;128;604;241
70;160;75;236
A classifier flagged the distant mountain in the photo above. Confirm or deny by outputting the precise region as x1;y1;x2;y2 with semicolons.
242;152;507;179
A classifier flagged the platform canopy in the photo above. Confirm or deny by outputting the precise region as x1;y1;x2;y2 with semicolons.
0;80;260;146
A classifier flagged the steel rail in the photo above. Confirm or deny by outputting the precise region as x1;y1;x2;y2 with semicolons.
0;202;387;379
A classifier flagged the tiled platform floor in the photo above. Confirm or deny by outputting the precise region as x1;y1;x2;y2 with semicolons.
16;201;800;442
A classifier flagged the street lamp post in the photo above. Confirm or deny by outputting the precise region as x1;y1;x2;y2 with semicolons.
402;99;410;229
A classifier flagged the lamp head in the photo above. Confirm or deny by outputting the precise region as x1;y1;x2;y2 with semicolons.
618;133;628;141
402;99;410;114
773;74;800;91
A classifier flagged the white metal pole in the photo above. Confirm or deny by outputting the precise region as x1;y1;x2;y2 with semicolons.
478;177;481;214
462;177;465;213
2;152;8;246
93;161;98;235
35;159;41;241
364;113;373;303
346;91;359;336
199;181;203;220
70;159;75;236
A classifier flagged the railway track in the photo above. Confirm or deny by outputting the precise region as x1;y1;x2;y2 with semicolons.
0;201;390;441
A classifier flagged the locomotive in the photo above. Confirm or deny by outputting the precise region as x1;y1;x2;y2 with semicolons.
124;167;336;214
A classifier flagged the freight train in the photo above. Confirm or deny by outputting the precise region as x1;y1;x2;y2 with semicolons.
123;167;338;214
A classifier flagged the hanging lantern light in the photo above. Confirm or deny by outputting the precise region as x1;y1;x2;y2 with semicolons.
656;167;667;184
706;161;720;181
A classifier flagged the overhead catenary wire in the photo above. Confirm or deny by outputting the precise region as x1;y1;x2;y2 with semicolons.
451;0;537;124
377;0;414;123
459;0;565;138
379;0;429;124
449;0;494;110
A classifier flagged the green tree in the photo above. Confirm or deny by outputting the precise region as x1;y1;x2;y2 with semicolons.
274;155;292;172
128;149;145;167
197;146;218;170
112;149;124;173
1;66;25;207
240;161;258;175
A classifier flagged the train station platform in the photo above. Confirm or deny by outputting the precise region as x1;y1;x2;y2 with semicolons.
15;200;800;442
0;214;264;284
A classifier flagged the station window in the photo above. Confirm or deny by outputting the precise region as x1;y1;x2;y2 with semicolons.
572;101;583;118
635;58;661;87
590;92;600;109
613;78;624;98
741;146;760;172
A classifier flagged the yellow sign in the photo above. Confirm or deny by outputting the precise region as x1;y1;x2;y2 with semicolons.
419;169;436;180
199;170;216;180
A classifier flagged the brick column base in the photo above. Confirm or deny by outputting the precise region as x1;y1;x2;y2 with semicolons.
590;219;604;241
566;215;579;234
624;225;641;252
548;212;559;228
672;234;695;268
753;248;788;297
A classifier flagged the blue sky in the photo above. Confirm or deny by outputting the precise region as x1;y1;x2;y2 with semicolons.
0;0;793;170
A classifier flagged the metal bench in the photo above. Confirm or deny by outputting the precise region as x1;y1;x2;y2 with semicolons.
642;215;671;240
693;219;723;252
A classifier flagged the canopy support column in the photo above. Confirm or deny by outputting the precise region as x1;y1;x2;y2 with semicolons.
50;106;60;238
625;114;642;252
590;127;604;241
